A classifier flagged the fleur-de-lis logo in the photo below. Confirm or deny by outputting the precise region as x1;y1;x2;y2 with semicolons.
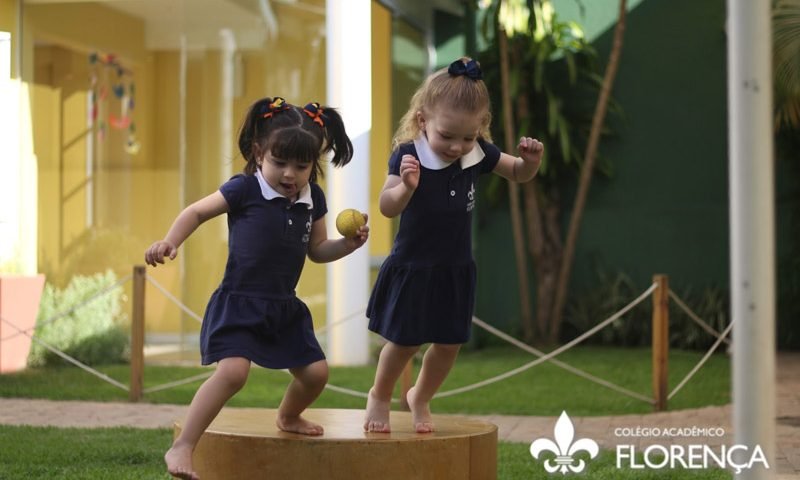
530;411;599;474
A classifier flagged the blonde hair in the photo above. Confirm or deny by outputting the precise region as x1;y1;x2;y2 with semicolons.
392;57;493;149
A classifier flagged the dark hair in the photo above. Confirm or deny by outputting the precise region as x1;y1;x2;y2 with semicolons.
237;97;354;182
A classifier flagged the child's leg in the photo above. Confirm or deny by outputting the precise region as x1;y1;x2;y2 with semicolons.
407;343;461;433
364;342;420;432
165;357;250;480
276;359;328;435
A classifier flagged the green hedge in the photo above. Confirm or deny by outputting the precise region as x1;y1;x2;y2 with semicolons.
28;270;129;367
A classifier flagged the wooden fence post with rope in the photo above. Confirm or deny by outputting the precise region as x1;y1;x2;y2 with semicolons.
130;265;146;402
652;274;669;411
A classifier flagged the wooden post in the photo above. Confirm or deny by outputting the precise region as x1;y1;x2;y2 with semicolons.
130;265;146;402
399;360;413;411
651;274;669;411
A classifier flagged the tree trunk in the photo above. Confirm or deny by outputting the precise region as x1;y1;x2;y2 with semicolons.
523;183;562;342
498;25;535;342
549;0;628;344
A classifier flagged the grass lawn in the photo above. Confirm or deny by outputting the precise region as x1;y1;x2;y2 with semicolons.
0;425;731;479
0;347;733;479
0;346;730;416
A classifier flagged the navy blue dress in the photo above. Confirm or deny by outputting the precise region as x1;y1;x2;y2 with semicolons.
200;172;327;369
367;136;501;345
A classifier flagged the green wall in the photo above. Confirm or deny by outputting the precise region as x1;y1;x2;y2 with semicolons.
570;0;729;289
475;0;731;332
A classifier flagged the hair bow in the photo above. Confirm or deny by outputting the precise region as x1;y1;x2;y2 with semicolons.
262;97;292;119
303;102;325;127
448;59;483;80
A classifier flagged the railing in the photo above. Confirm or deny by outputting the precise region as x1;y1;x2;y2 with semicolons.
2;266;734;412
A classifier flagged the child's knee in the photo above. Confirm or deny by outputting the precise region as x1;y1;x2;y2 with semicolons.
299;360;329;388
385;342;420;357
311;361;329;385
217;358;250;390
432;343;461;355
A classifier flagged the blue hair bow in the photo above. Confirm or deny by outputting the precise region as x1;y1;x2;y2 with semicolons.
448;59;483;80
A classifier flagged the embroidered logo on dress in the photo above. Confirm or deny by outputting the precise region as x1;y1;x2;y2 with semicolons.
466;182;476;212
302;215;312;243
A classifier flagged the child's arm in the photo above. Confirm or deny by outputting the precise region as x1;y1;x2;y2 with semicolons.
144;191;229;267
379;154;420;218
492;137;544;183
307;216;369;263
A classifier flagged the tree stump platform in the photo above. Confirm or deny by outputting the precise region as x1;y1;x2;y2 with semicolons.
175;407;497;479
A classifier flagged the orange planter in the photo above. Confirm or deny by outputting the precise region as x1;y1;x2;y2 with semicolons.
0;274;45;373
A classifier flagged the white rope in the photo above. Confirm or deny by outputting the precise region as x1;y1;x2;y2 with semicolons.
322;382;373;400
1;274;132;342
138;273;653;403
668;290;731;346
275;368;398;403
0;316;129;392
668;319;734;400
143;371;214;394
434;282;658;399
273;283;657;403
313;308;366;336
145;275;204;324
472;316;654;404
146;273;366;335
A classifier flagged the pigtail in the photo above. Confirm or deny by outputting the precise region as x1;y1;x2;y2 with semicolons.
238;97;300;175
317;106;354;167
237;97;274;174
236;96;353;182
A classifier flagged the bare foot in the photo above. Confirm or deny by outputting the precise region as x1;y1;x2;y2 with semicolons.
165;444;199;480
276;414;324;435
406;386;434;433
363;387;392;433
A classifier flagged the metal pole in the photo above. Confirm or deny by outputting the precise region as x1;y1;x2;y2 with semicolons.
727;0;775;477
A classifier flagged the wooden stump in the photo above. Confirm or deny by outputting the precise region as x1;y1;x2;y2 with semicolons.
175;408;497;479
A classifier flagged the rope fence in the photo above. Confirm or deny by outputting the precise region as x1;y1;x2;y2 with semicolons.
0;267;733;411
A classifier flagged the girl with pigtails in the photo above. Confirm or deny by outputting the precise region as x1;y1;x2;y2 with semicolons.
145;97;369;480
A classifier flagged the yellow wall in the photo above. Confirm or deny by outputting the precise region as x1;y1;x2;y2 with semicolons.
23;0;397;337
21;0;340;333
370;1;393;257
0;0;17;78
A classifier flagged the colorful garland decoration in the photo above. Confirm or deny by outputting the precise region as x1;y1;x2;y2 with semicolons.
89;52;140;154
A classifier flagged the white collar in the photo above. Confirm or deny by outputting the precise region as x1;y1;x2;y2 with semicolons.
255;169;313;208
413;134;485;171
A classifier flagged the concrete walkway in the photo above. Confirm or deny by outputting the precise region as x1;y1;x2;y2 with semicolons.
0;352;798;478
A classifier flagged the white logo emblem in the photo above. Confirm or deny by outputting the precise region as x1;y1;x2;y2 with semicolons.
530;411;599;474
466;182;476;211
302;215;312;243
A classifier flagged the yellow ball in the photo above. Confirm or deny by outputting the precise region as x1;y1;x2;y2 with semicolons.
336;209;367;238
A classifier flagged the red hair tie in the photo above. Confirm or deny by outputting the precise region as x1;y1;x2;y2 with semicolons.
303;102;325;127
262;97;291;119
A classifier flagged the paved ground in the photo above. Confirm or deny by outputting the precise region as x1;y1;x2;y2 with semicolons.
0;352;798;478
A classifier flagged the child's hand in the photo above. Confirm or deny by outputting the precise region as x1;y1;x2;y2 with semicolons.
344;214;370;251
400;155;420;190
518;137;544;171
144;240;178;267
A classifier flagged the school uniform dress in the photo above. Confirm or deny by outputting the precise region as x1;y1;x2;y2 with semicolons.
367;135;501;346
200;170;327;369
